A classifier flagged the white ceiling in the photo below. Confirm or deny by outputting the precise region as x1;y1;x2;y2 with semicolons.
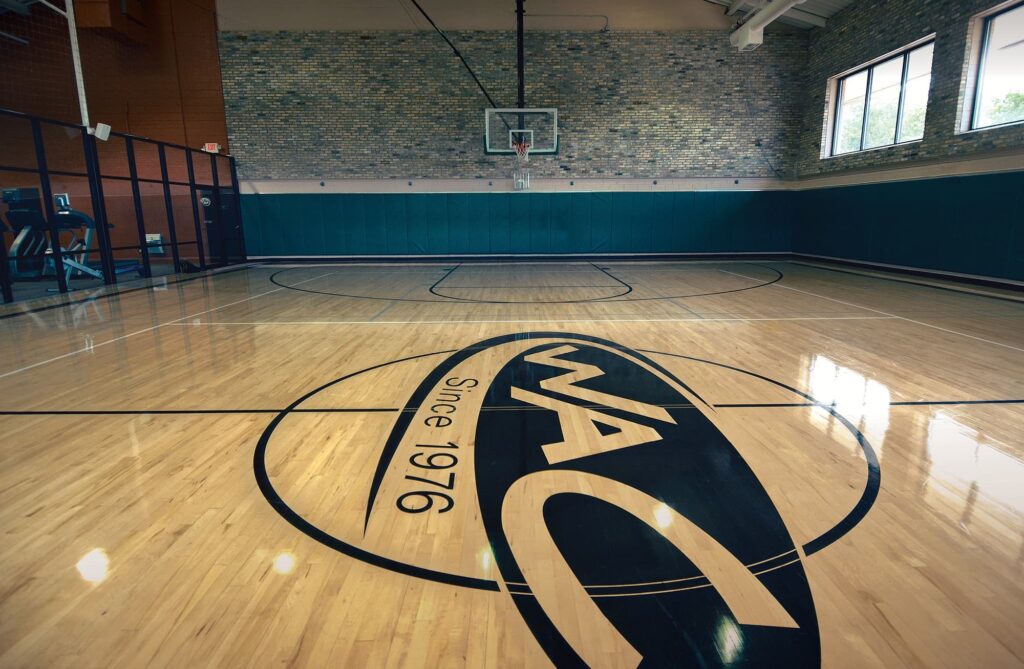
217;0;741;32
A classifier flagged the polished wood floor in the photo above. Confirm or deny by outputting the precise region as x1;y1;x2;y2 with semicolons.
1;260;1022;668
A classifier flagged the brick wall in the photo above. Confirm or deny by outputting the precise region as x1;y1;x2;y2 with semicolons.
795;0;1024;176
220;1;1024;182
218;30;808;180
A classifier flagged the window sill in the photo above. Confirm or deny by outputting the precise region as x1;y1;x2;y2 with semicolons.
956;119;1024;136
822;139;924;160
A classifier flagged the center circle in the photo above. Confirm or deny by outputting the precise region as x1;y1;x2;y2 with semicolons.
253;342;878;591
267;263;783;304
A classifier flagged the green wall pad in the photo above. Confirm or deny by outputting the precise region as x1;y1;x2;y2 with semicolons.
240;191;795;257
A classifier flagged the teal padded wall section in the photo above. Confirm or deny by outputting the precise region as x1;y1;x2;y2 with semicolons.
794;171;1024;282
240;171;1023;284
241;190;796;257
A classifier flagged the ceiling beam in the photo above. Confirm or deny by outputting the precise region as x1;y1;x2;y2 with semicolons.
707;0;827;29
782;6;827;27
726;0;748;16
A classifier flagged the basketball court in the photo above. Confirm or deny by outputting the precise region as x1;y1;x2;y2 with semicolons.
1;0;1024;667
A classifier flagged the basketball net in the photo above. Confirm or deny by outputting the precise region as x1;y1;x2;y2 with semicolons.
512;140;531;191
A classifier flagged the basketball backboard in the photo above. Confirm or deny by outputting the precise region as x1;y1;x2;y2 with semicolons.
484;108;559;154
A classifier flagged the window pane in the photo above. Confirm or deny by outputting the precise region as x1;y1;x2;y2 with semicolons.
976;4;1024;128
899;43;934;142
835;70;868;154
864;56;904;149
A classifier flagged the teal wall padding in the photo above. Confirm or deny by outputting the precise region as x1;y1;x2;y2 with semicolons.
240;171;1023;283
794;171;1024;282
240;190;796;257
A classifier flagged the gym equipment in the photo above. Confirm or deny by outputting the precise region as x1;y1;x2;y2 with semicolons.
1;188;143;288
2;188;50;279
47;198;143;285
50;206;105;282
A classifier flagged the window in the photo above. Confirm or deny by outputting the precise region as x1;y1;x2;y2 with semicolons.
830;41;935;156
971;2;1024;130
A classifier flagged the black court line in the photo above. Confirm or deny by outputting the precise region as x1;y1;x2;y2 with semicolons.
428;285;625;288
426;263;463;300
10;399;1019;417
427;261;632;303
268;263;784;304
793;262;1024;305
250;349;502;592
716;399;1024;408
0;265;251;321
251;340;882;592
589;261;634;298
0;408;401;416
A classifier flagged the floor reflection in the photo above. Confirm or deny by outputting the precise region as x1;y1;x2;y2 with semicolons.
806;354;891;456
925;412;1024;520
76;548;110;584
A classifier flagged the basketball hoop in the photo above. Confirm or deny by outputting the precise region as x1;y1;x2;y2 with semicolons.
512;139;531;190
513;139;531;160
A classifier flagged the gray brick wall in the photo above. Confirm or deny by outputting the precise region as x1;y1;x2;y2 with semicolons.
795;0;1024;176
219;30;808;180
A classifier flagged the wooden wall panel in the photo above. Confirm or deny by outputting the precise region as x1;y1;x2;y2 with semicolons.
0;0;228;151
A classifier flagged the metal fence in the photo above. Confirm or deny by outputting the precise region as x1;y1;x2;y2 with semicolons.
0;108;246;304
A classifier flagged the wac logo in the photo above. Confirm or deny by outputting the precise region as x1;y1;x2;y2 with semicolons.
256;333;835;667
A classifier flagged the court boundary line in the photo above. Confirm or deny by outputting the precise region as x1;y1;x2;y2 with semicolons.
720;269;1024;354
3;398;1020;416
179;316;899;325
716;399;1024;408
791;254;1024;292
791;261;1024;305
0;408;401;415
0;271;336;380
4;257;1019;319
0;265;252;321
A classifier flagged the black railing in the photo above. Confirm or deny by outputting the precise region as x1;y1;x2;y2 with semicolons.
0;108;247;304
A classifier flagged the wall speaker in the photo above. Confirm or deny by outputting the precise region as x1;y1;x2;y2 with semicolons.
92;123;112;141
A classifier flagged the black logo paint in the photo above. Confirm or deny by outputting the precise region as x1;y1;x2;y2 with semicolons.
473;341;818;667
255;332;881;668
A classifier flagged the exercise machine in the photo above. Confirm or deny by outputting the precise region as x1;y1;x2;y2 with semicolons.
2;188;49;279
1;188;143;288
48;195;143;285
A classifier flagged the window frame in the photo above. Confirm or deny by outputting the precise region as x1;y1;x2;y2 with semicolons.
829;39;935;157
969;1;1024;131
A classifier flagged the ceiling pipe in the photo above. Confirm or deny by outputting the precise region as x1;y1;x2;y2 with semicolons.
730;0;807;51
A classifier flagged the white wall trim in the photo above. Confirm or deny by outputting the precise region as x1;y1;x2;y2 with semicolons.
238;177;787;195
238;149;1024;195
792;149;1024;190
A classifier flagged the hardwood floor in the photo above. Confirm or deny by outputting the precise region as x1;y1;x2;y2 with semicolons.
1;261;1022;668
